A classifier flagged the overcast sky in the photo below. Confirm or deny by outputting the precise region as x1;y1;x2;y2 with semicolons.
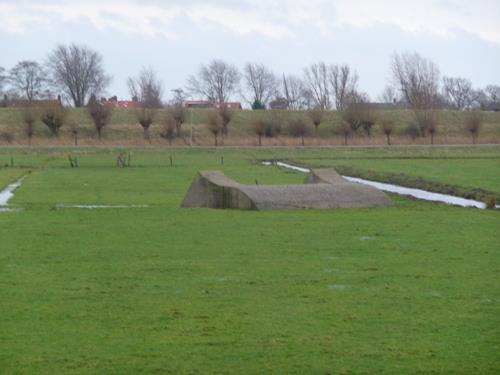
1;0;499;102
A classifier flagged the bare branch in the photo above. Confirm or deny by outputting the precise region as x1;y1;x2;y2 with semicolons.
243;63;278;108
46;44;111;107
188;60;240;103
127;67;163;108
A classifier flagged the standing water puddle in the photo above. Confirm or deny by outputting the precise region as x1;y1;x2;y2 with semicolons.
56;204;149;209
264;161;497;209
1;177;148;211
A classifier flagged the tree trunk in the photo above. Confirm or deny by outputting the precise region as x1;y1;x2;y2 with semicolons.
258;135;262;146
143;127;150;141
74;134;78;146
430;133;434;145
344;134;348;146
214;134;218;147
301;135;304;146
386;133;391;146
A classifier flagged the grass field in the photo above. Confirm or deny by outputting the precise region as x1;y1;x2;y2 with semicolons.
1;107;500;146
0;146;499;374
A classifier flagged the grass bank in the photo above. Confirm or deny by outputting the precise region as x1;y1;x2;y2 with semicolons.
0;107;499;146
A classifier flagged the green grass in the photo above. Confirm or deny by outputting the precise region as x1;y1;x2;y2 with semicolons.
0;147;499;374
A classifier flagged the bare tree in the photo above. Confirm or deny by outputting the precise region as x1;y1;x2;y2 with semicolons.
135;107;156;140
9;61;47;101
0;66;7;94
329;64;358;110
127;67;163;108
40;104;66;136
442;77;477;110
170;88;186;106
46;44;111;107
390;52;440;110
207;111;223;146
485;85;500;103
464;111;483;144
188;60;240;103
379;85;397;104
244;63;278;108
282;74;306;110
288;117;309;146
88;103;113;139
303;62;330;110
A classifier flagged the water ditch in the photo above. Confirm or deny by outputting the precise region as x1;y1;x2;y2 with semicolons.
0;176;26;211
263;161;498;210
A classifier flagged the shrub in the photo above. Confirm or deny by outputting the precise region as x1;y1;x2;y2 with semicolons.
379;117;395;145
405;122;420;141
135;107;156;140
88;103;112;139
22;107;37;145
0;131;14;144
207;111;223;146
415;110;439;141
40;104;66;136
171;105;186;137
251;100;265;110
464;111;483;144
160;114;176;145
218;105;232;136
288;117;309;146
485;196;496;210
337;121;351;145
307;109;324;135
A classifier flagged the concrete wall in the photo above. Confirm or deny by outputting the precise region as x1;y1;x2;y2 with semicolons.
182;169;392;210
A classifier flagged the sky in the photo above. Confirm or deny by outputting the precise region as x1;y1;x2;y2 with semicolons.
1;0;499;103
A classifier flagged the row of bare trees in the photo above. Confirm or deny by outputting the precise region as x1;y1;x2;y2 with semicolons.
1;45;499;113
6;103;485;147
250;108;484;147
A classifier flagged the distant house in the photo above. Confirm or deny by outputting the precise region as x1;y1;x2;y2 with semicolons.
183;100;242;110
485;102;500;112
2;95;62;108
183;100;215;109
215;102;242;110
269;98;289;110
101;96;139;109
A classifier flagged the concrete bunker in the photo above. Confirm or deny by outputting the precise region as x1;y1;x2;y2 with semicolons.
181;169;392;210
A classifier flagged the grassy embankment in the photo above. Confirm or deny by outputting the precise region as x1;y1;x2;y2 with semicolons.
0;107;500;146
0;147;499;374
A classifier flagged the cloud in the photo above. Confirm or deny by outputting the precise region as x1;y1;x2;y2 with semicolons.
0;0;499;44
0;0;291;39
